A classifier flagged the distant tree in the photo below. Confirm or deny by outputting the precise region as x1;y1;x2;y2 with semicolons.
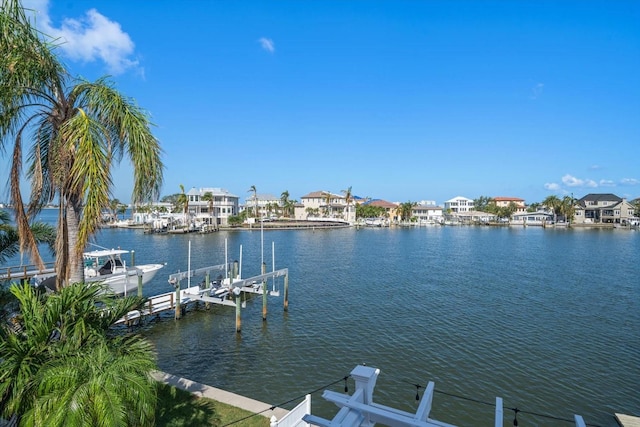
323;192;332;216
202;191;214;218
175;185;189;224
473;196;494;212
560;195;576;223
398;201;417;222
342;186;353;220
248;185;258;218
543;195;562;222
527;202;541;212
161;193;180;204
280;190;290;218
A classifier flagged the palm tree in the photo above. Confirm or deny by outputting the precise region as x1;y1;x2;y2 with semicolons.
0;210;56;265
0;2;163;288
175;184;189;227
201;191;215;226
248;185;258;218
0;282;156;425
341;186;353;220
543;195;562;223
280;190;290;218
323;192;332;217
560;195;576;224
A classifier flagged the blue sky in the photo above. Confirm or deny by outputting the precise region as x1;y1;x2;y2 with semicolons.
5;0;639;205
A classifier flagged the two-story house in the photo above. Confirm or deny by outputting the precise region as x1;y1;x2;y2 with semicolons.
412;202;444;224
444;196;474;213
493;196;527;214
185;187;239;226
574;193;636;225
296;191;356;223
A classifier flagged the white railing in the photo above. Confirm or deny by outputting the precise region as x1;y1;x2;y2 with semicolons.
271;394;311;427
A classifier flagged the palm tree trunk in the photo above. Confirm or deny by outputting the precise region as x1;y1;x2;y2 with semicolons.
66;199;84;286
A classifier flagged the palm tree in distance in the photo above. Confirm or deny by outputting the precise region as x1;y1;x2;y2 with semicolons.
543;195;561;223
176;185;189;228
281;190;290;218
342;186;353;220
0;1;163;288
323;191;332;217
202;191;215;227
248;185;258;218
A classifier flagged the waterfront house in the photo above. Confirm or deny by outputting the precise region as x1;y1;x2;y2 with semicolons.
185;187;239;226
573;193;636;225
412;202;444;224
512;211;554;226
363;199;399;221
297;191;356;223
493;196;527;214
243;193;281;219
444;196;474;213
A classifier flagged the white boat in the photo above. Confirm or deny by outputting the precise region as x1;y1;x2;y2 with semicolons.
82;249;164;295
35;248;164;296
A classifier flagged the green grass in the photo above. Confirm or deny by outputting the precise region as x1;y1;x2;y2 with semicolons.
155;383;270;427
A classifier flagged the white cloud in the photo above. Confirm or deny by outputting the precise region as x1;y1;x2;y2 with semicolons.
531;83;544;100
560;174;597;188
589;164;602;170
544;182;561;191
620;178;639;186
561;174;584;187
24;0;139;75
258;37;275;53
599;179;615;187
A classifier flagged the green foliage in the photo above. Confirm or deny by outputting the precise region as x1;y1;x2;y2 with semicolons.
0;282;157;425
355;204;386;219
1;0;164;286
0;210;56;265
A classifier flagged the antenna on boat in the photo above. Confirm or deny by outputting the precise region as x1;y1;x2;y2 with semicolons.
239;245;243;279
272;241;276;292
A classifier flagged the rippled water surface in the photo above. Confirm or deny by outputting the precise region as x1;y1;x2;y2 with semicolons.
9;214;640;426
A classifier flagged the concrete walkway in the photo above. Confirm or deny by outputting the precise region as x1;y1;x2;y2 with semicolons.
152;371;289;421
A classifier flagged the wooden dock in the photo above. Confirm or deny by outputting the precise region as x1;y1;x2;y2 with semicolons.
0;262;56;282
616;413;640;427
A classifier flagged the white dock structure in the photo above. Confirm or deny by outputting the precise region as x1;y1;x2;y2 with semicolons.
117;263;289;331
300;365;591;427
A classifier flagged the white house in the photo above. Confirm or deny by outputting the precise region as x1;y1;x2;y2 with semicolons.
444;196;474;213
185;187;239;226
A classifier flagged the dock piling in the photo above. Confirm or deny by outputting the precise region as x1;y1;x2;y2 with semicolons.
262;262;268;321
174;279;182;320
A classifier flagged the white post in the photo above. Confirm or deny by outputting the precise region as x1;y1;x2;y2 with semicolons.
224;238;228;283
187;240;191;288
350;365;379;405
495;397;503;427
270;415;278;427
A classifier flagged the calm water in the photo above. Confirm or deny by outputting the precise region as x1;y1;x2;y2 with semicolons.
6;210;640;426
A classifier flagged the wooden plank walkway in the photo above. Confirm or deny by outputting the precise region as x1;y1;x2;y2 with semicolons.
616;413;640;427
0;262;56;281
